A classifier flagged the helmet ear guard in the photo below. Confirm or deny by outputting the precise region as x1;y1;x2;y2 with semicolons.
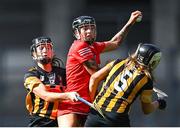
30;44;37;60
32;53;36;60
73;29;81;40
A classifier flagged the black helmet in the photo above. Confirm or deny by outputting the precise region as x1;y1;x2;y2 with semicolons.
135;43;161;70
30;36;54;64
72;16;96;31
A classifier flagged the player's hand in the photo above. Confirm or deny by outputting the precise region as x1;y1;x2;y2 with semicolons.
127;10;142;25
67;92;79;102
157;99;167;110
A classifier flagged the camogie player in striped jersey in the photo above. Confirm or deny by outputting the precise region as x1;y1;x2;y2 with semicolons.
24;37;79;127
58;11;143;127
85;43;167;127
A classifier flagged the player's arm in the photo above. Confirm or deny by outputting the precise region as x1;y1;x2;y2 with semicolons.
83;58;100;75
89;61;114;100
24;77;79;102
103;10;142;52
140;89;166;114
140;77;167;114
140;90;159;114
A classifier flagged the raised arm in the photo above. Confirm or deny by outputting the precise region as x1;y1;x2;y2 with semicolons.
103;10;142;52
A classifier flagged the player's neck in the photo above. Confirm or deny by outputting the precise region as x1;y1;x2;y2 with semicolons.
38;63;52;72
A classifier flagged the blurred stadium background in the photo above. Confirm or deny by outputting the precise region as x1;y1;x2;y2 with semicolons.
0;0;179;126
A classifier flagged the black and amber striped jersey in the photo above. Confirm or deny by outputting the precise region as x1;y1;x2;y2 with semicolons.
24;66;66;120
94;58;153;116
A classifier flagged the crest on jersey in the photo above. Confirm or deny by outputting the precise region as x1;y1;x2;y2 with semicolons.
48;73;56;85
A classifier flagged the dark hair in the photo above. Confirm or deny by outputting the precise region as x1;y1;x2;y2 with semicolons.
52;56;65;68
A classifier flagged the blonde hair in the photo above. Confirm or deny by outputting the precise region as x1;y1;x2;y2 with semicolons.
125;53;154;81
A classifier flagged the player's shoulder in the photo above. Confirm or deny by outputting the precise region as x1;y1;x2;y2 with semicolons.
52;66;66;73
113;58;126;66
70;40;91;55
73;40;89;48
25;67;38;76
95;41;106;45
93;41;104;45
24;67;38;80
28;67;36;72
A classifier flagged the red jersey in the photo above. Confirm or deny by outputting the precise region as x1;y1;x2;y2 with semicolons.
61;40;105;113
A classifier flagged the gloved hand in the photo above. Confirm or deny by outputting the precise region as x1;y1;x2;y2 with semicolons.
157;99;167;110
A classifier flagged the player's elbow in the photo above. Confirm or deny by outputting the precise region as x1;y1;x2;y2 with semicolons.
89;75;97;88
91;73;99;82
141;102;155;115
110;36;122;46
89;74;100;92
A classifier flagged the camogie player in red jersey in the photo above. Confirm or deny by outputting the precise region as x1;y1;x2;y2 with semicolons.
58;10;142;127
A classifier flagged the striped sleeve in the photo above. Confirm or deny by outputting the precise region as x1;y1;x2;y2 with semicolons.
24;76;42;92
73;45;94;63
139;78;153;103
24;69;41;92
77;47;93;57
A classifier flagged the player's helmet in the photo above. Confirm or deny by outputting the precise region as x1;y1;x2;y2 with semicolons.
72;16;96;42
135;43;161;70
30;36;54;64
72;16;96;31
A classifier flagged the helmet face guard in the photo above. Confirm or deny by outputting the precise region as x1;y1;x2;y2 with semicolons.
135;43;161;70
31;37;54;64
72;16;96;43
148;52;161;70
